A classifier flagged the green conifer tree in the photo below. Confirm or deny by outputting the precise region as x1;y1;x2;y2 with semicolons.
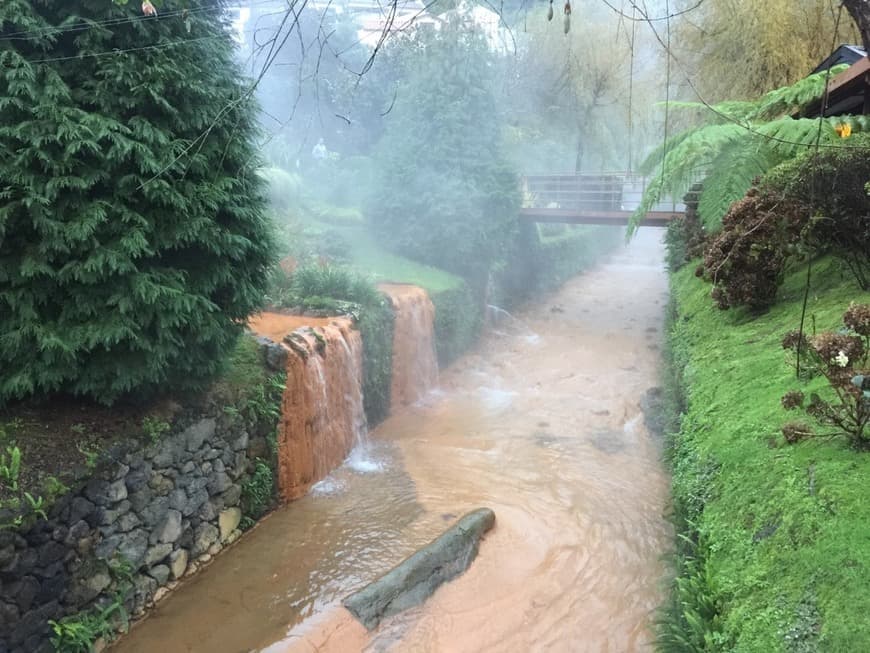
0;0;275;404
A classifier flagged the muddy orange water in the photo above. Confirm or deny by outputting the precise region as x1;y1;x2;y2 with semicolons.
248;314;366;501
379;284;439;409
114;229;671;653
248;313;336;343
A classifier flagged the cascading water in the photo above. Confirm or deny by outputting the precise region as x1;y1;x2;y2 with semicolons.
111;232;671;653
486;303;540;343
269;317;368;501
379;284;439;408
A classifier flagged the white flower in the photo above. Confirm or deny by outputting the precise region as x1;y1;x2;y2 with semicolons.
832;350;849;368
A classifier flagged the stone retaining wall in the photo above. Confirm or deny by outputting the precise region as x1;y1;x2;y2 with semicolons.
0;386;277;652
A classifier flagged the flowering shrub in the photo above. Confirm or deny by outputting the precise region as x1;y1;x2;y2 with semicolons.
781;303;870;449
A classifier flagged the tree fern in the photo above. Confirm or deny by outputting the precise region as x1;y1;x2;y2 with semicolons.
629;65;865;235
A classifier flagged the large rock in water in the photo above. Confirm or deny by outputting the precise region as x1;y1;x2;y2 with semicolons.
343;508;495;630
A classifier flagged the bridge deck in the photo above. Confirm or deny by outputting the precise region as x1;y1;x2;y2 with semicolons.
518;208;680;227
521;173;686;227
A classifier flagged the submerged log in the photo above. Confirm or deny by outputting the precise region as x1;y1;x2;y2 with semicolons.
343;508;496;630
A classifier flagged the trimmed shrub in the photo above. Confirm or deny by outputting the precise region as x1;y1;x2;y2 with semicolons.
432;283;483;368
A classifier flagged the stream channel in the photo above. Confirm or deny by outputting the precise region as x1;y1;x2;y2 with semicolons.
114;228;671;652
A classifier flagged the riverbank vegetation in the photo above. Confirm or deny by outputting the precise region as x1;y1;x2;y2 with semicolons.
662;257;870;651
656;14;870;645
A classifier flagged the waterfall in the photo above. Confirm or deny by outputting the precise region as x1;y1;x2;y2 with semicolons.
275;318;367;501
379;284;439;409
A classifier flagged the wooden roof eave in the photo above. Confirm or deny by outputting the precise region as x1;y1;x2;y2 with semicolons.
798;56;870;118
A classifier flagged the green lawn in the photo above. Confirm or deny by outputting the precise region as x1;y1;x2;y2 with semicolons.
668;258;870;651
311;221;462;293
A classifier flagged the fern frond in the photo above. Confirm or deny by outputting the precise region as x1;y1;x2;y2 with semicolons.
667;100;758;123
750;65;848;120
638;128;696;175
697;140;779;229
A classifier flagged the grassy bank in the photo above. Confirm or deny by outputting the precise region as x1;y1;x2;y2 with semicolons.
663;258;870;651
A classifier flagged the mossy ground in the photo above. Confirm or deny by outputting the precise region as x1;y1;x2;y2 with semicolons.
666;257;870;651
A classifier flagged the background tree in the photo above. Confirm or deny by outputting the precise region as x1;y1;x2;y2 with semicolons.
367;17;519;291
502;6;662;174
0;0;274;405
673;0;859;102
843;0;870;50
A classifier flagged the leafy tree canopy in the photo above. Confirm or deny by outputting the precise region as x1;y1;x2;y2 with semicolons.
366;18;519;287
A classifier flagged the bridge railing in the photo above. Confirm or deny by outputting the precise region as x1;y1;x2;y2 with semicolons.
521;172;685;213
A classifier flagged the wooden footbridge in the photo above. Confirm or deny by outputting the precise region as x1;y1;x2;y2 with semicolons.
520;173;685;227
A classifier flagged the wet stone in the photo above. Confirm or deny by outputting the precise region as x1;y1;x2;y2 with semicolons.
220;485;241;507
0;601;19;628
155;510;183;545
18;548;38;575
148;564;171;586
35;572;67;604
116;512;141;533
184;418;216;452
83;480;111;505
64;520;90;547
149;473;174;496
10;599;59;646
207;472;232;495
11;576;39;612
169;549;188;580
37;541;67;566
144;543;172;568
69;496;96;523
139;497;169;528
0;544;14;567
192;523;219;557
